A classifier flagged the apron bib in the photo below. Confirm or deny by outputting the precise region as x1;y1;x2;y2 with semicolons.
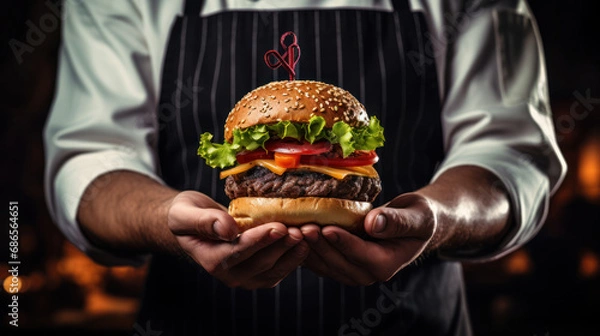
141;1;472;334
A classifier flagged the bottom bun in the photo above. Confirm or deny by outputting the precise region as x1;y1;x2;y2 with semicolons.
228;197;372;232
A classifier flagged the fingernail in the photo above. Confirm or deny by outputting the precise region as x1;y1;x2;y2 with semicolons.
285;234;302;247
270;229;286;239
373;215;387;234
300;228;319;243
213;221;229;240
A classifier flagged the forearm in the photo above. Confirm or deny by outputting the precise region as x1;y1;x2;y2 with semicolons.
77;170;182;257
418;165;513;257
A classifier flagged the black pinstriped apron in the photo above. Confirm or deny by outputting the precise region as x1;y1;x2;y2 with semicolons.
141;0;472;334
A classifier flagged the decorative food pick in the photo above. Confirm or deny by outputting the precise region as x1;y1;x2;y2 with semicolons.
264;31;301;81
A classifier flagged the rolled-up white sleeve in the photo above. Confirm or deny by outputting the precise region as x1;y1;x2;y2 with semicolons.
427;1;567;260
43;1;173;266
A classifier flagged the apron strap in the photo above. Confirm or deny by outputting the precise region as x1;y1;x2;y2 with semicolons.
184;0;203;16
391;0;410;11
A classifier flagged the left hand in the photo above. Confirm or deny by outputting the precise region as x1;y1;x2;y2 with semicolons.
300;193;437;286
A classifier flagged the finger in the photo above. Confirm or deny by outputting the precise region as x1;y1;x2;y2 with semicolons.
302;250;359;286
169;204;238;241
214;223;289;269
246;242;310;289
227;232;303;275
321;226;391;267
364;195;435;240
306;227;375;286
184;223;287;274
322;226;423;282
299;224;320;243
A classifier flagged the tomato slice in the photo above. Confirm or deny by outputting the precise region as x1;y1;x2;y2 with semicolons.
274;152;301;168
236;149;273;164
265;139;332;155
300;151;379;167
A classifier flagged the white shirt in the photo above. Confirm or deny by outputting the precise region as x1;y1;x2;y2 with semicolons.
44;0;567;266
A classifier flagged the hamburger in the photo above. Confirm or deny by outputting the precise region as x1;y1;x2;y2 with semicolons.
197;80;384;232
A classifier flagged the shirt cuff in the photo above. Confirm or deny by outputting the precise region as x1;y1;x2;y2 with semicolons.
431;143;549;262
52;150;163;266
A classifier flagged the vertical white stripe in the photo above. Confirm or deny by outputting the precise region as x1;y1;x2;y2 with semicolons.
335;11;343;86
231;288;236;335
193;19;208;191
392;12;408;193
340;283;346;323
212;277;218;334
175;18;190;188
231;13;238;107
293;11;300;79
296;268;302;336
252;289;258;336
356;12;365;102
314;11;321;80
376;14;388;125
252;13;258;88
275;284;280;334
210;16;223;198
407;14;427;190
318;277;324;336
273;12;279;81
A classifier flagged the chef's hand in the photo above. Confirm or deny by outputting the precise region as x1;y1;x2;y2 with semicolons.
300;193;436;286
168;191;309;289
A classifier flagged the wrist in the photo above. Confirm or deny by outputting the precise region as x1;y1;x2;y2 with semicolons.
416;165;513;257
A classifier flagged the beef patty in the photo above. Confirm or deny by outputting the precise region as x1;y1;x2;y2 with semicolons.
225;166;381;202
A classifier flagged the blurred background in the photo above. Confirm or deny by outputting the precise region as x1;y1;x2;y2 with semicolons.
0;1;598;335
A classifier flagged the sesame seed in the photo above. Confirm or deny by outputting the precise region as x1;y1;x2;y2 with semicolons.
283;92;289;96
312;107;318;112
284;98;291;103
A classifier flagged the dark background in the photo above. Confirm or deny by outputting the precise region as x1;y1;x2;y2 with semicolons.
1;1;599;335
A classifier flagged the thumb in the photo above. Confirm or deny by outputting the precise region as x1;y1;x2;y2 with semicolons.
364;194;435;240
168;196;239;241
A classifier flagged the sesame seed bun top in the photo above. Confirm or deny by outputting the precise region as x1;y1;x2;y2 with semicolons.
224;80;369;142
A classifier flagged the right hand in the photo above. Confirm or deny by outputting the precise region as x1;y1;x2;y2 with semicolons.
167;191;308;289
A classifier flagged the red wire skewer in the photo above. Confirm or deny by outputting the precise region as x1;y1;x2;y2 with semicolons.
264;31;301;81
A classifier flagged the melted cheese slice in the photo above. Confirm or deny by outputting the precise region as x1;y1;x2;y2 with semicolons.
219;159;379;180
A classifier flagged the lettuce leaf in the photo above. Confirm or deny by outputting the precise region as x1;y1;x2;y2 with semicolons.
303;116;327;143
197;116;385;168
197;133;239;169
